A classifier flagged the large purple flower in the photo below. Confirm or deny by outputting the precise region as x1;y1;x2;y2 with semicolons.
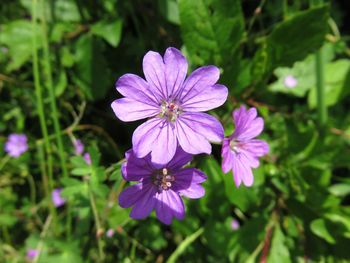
111;47;228;165
4;133;28;158
119;147;207;224
221;106;269;187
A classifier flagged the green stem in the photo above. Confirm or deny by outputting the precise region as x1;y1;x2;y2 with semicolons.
31;0;54;192
88;182;105;261
39;0;68;178
167;227;204;263
315;49;327;131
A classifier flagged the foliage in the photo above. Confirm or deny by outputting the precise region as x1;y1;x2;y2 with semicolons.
1;0;350;262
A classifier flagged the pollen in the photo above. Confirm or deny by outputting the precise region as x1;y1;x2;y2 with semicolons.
159;100;182;122
153;167;175;191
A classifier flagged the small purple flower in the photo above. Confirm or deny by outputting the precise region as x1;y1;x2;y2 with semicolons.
119;147;207;224
111;47;228;165
4;133;28;158
221;106;269;187
51;188;66;207
73;139;84;155
106;229;114;238
231;219;240;230
26;248;38;260
83;152;91;165
284;75;298;88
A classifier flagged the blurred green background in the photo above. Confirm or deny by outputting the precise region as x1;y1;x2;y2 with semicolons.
1;0;350;262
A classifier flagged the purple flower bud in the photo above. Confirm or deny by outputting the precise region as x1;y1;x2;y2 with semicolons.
4;133;28;158
83;152;91;165
51;188;66;207
283;75;298;88
106;229;114;238
231;219;240;230
73;139;84;155
26;248;38;259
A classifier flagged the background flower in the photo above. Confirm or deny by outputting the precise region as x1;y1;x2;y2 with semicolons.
4;133;28;158
222;106;269;187
51;188;66;207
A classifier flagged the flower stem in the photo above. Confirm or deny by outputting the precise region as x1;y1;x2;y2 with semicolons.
39;0;68;178
31;0;54;191
88;181;105;261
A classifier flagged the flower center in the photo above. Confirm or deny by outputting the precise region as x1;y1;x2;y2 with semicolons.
229;139;241;154
153;168;175;191
159;100;182;122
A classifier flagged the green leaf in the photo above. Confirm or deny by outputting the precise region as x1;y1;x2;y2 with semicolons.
73;34;111;100
253;5;329;77
329;184;350;197
0;20;42;72
158;0;180;25
179;0;244;83
91;19;123;47
267;225;291;263
310;218;336;244
71;167;91;176
308;59;350;108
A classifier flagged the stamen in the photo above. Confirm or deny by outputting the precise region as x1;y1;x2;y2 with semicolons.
153;168;175;191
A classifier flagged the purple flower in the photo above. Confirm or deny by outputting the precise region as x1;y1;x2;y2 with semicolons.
26;248;38;259
4;133;28;158
51;188;66;207
231;219;240;230
283;75;298;88
106;229;114;238
119;147;207;224
111;47;228;165
73;139;84;155
221;106;269;187
83;152;91;165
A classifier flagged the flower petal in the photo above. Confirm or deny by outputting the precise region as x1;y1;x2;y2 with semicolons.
179;112;224;142
233;106;264;140
132;118;165;158
151;122;177;165
221;138;234;174
173;168;207;199
232;157;254;187
175;118;212;155
122;150;154;181
243;139;269;157
143;51;167;99
178;66;220;101
111;98;159;122
182;84;228;112
164;47;188;98
130;183;157;219
119;184;144;208
155;190;185;224
116;73;161;105
166;147;193;170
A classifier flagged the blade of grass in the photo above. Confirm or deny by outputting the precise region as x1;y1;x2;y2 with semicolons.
167;227;204;263
39;0;68;178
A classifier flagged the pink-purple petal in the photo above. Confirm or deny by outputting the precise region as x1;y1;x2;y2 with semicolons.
111;98;159;122
232;157;254;187
179;112;224;142
119;184;144;208
142;51;167;99
164;47;188;98
166;147;193;170
182;84;228;112
173;168;207;199
130;184;157;219
116;73;161;105
243;139;270;157
179;66;220;101
150;122;177;165
132;118;165;158
155;190;185;224
175;119;212;155
221;139;234;174
122;150;154;181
